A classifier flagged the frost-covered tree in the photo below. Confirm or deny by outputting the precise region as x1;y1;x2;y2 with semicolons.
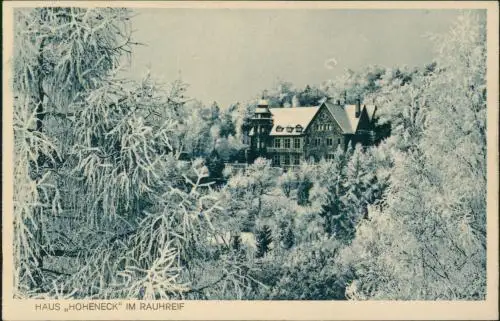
252;236;347;300
219;104;238;137
340;144;388;233
281;226;295;250
342;12;487;300
305;144;387;244
278;170;296;198
13;7;134;295
307;147;351;240
297;84;327;106
178;99;214;158
12;7;257;300
295;162;317;206
222;158;282;232
323;65;386;104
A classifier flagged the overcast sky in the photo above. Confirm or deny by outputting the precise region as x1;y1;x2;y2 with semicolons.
122;9;462;107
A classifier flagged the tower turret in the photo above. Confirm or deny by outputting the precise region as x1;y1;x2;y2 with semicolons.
248;99;273;161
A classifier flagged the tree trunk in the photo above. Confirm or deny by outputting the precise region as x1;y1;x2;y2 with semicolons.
31;35;47;289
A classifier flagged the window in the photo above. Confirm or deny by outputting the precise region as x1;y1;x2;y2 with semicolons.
313;138;321;147
293;154;300;165
284;138;291;149
274;138;281;148
294;138;301;149
326;154;335;161
273;154;280;166
338;138;341;145
286;126;294;133
326;138;333;146
283;154;290;165
328;125;332;131
276;126;284;132
261;127;266;133
295;125;303;133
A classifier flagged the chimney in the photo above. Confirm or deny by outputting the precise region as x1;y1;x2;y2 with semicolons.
355;99;361;118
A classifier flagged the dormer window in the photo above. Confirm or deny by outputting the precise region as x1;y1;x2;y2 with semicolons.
276;126;284;132
286;126;294;133
295;125;303;133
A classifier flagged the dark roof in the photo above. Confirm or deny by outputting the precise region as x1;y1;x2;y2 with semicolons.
325;101;376;134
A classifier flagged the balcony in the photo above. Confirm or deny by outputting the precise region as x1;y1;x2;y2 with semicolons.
267;147;303;153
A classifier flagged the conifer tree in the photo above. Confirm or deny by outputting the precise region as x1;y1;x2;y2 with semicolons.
256;225;273;258
338;144;374;241
232;234;242;251
282;226;295;250
309;146;351;239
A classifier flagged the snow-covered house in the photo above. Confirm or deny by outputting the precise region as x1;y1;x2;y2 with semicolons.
246;98;380;166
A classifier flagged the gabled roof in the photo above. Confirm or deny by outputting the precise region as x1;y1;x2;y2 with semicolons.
268;106;320;136
344;104;362;134
248;100;376;136
324;101;354;134
366;105;376;121
325;101;376;134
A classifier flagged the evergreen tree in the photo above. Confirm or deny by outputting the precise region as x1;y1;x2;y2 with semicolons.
338;144;373;240
297;180;313;205
282;226;295;250
256;225;273;258
219;109;237;137
206;150;225;180
241;211;256;232
232;234;242;251
309;146;352;240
